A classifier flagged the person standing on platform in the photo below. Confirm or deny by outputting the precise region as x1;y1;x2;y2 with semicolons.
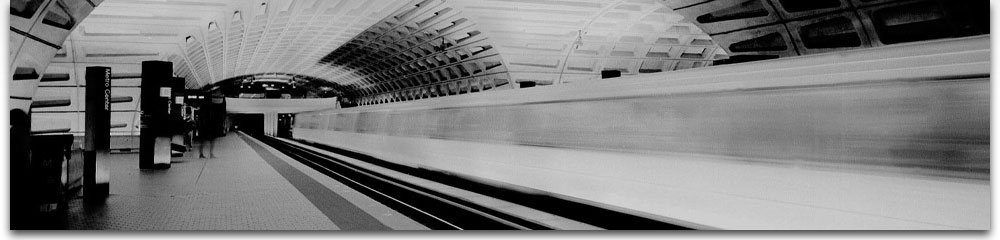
198;94;226;158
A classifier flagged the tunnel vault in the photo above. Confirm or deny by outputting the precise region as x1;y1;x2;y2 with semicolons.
10;0;990;112
317;0;729;106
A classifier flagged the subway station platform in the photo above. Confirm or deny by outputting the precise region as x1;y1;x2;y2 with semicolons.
49;133;426;230
8;0;990;231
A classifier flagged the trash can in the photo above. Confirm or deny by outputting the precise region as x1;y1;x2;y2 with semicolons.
30;134;74;213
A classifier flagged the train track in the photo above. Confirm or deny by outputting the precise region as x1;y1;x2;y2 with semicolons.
249;134;690;230
251;134;549;230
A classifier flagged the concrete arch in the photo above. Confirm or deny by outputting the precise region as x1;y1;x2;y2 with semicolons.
10;0;101;113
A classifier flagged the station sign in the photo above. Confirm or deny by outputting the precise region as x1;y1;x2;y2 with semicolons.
84;66;111;151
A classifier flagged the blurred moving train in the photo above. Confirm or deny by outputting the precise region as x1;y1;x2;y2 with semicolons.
293;36;989;229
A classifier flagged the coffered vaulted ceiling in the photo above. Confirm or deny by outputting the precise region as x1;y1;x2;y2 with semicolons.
63;0;722;98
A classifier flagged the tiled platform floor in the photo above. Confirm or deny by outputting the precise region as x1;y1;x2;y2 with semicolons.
52;133;425;230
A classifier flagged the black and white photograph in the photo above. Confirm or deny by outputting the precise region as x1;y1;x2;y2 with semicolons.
5;0;993;235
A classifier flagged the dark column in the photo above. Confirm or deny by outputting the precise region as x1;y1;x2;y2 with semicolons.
10;109;31;229
84;66;111;200
140;61;172;169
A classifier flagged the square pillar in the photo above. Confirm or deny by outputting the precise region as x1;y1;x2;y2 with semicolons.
140;61;172;169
